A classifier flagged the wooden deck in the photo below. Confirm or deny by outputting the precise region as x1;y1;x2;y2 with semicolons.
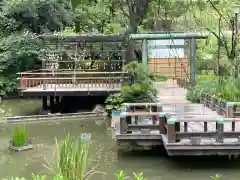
18;71;129;96
115;80;240;156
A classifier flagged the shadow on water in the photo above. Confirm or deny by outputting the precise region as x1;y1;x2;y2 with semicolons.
117;147;240;170
168;155;240;169
59;95;107;113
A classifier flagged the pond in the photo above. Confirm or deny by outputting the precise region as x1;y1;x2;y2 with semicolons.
1;117;240;180
0;99;41;117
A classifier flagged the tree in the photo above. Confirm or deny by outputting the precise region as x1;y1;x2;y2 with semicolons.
0;0;74;96
115;0;150;60
187;0;240;75
143;0;190;31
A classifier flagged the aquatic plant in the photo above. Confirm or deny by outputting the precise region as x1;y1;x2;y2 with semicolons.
115;171;128;180
12;125;27;147
54;134;91;180
210;174;222;180
133;172;146;180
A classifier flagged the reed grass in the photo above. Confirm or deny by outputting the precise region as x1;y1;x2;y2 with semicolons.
12;125;27;147
54;134;90;180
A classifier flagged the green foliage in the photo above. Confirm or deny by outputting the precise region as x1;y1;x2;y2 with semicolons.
0;0;73;35
115;171;128;180
0;32;41;96
105;62;157;114
187;75;240;102
121;62;157;102
32;174;46;180
133;172;146;180
210;174;222;180
12;125;27;147
105;94;124;115
55;134;90;180
0;0;73;97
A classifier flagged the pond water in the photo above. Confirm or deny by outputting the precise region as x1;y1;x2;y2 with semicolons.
0;99;41;117
1;117;240;180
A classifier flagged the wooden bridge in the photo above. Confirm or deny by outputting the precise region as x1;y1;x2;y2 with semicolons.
17;35;132;112
114;80;240;156
19;70;130;96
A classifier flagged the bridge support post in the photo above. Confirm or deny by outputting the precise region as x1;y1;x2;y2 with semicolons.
211;95;217;111
120;112;128;134
227;102;235;131
50;96;54;108
216;117;224;143
42;96;48;110
167;117;177;143
157;103;163;112
216;99;221;115
55;96;60;104
159;112;168;134
227;102;234;118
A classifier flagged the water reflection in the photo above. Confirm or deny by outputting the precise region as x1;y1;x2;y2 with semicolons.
0;99;41;117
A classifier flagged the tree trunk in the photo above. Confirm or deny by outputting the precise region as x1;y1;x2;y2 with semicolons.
125;22;138;61
124;0;150;62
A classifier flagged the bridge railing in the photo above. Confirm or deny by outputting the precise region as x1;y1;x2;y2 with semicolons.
117;110;240;144
161;115;240;143
18;71;130;90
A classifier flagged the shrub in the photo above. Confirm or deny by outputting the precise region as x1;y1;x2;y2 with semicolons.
12;125;27;147
186;74;240;102
105;94;124;116
105;62;158;114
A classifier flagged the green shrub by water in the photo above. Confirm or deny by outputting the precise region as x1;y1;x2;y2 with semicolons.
12;125;27;147
186;75;240;102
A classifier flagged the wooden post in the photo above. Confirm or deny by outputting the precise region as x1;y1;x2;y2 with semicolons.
157;103;163;112
227;102;234;118
216;99;221;115
152;115;157;124
120;112;128;134
175;121;180;142
55;96;60;104
42;96;48;110
211;95;217;111
200;90;204;104
50;96;54;108
167;117;177;143
216;117;224;143
134;116;138;125
159;112;168;134
227;102;235;131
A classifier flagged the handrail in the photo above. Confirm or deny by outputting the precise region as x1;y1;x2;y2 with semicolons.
18;71;128;75
17;77;129;80
175;117;240;122
40;59;125;62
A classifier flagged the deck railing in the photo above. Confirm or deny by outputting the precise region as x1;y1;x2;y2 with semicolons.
18;71;130;90
118;110;240;144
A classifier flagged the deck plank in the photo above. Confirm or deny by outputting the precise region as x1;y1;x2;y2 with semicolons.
155;80;239;137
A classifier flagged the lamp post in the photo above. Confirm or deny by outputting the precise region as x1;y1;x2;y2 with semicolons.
233;5;239;80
